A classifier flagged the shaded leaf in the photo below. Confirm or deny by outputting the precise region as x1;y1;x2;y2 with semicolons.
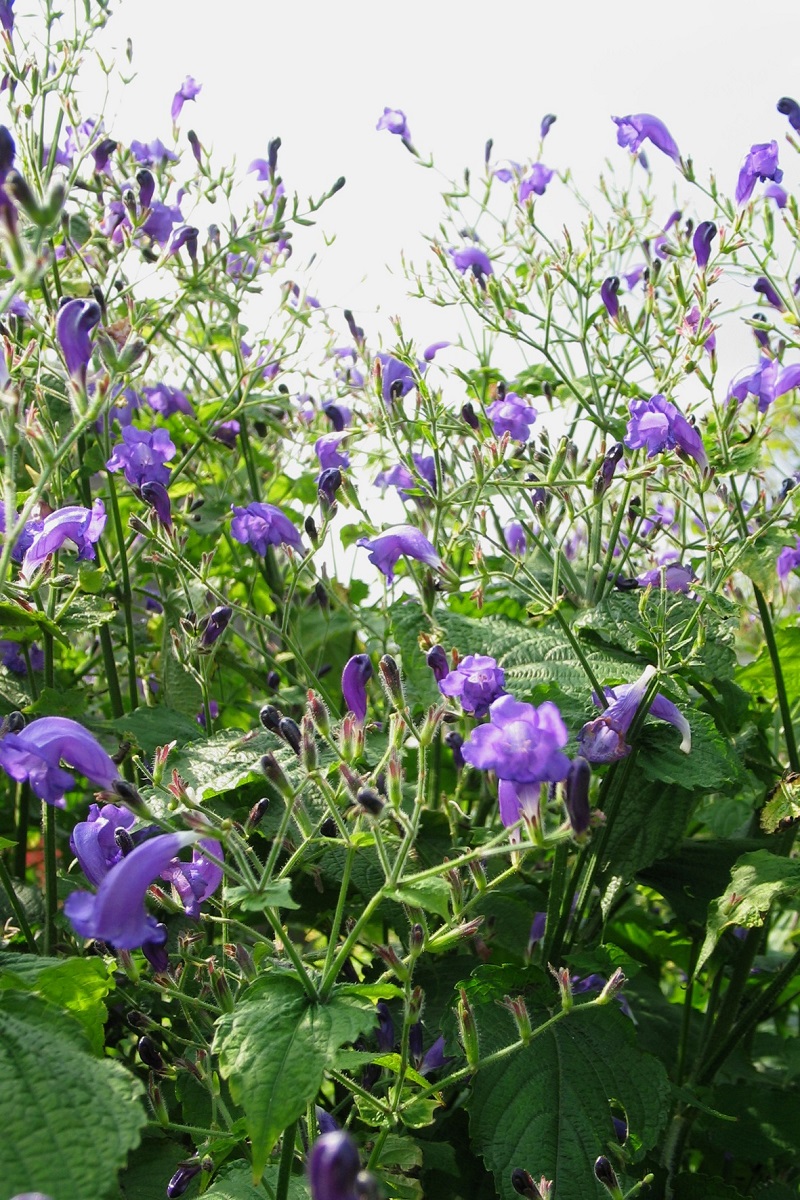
697;850;800;971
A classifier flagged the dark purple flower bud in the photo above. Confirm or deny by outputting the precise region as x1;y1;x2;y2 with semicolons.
444;730;465;770
91;137;116;173
612;1114;628;1143
594;1157;620;1195
379;654;404;707
693;220;717;269
323;403;348;432
260;704;282;733
612;113;680;163
426;645;449;684
754;276;785;311
114;826;135;855
357;787;384;816
268;136;281;175
625;393;706;469
142;924;169;973
140;480;172;529
231;501;303;555
267;670;280;691
778;96;800;132
357;525;441;582
409;1020;424;1067
342;654;373;722
187;129;202;164
450;245;493;284
0;4;13;35
279;716;302;755
138;1034;165;1072
540;113;557;139
171;76;202;124
736;141;782;205
308;1131;361;1200
343;308;364;346
461;401;480;430
169;224;198;261
0;125;14;180
136;169;155;209
166;1161;202;1198
595;442;625;496
564;756;591;835
56;297;101;384
198;605;232;649
376;1001;394;1051
511;1168;547;1199
439;654;506;717
600;276;620;319
318;466;343;511
376;107;411;142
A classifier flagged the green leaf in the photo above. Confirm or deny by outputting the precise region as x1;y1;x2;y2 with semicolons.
0;991;146;1200
0;599;66;643
635;710;742;791
226;880;300;911
0;834;15;850
738;625;800;708
466;990;670;1199
389;878;452;920
111;705;205;759
698;850;800;971
206;1161;288;1199
26;685;90;718
761;770;800;834
0;953;114;1052
162;729;275;801
58;592;117;631
214;975;376;1179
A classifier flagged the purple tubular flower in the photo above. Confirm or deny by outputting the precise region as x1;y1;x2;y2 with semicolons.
0;716;120;807
71;803;136;886
426;644;449;683
315;433;349;471
166;1162;202;1198
764;183;788;208
199;605;232;649
423;340;450;361
564;756;591;836
777;96;800;132
498;779;544;827
106;425;176;488
168;224;198;260
601;276;620;319
754;277;785;311
142;384;193;418
462;695;570;784
450;245;493;284
130;138;178;166
0;1;13;33
736;141;782;205
637;562;694;593
727;359;800;412
693;221;716;269
21;499;106;577
625;394;706;469
140;480;172;529
540;113;557;139
778;537;800;580
65;831;199;948
519;163;553;200
376;107;411;142
231;501;303;554
376;1001;394;1052
685;306;716;355
486;392;537;442
56;297;101;383
171;76;201;123
92;137;117;174
213;419;240;448
357;524;441;582
318;467;343;510
308;1131;361;1200
505;520;527;556
577;666;691;764
376;352;424;406
323;402;351;431
0;125;14;179
0;640;40;673
161;837;223;919
316;1108;341;1135
341;653;373;722
438;654;506;717
612;113;680;163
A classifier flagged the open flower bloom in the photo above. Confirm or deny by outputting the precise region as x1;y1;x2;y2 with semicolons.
65;831;199;949
462;695;570;783
315;433;350;471
504;520;527;556
357;524;441;582
161;837;223;919
486;392;537;442
376;107;411;142
736;141;782;205
625;394;706;469
107;425;176;488
519;163;553;200
20;499;106;578
376;352;425;405
438;654;506;717
171;75;201;122
577;665;691;763
727;359;800;413
71;802;136;886
637;562;694;593
0;716;120;806
341;653;373;722
230;501;303;554
450;245;493;283
612;113;680;163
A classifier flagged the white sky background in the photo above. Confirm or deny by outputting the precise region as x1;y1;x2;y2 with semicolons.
76;0;800;361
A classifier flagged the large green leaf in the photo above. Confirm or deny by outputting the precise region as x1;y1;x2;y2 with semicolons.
738;625;800;708
0;952;114;1052
158;728;276;801
467;997;670;1199
214;974;376;1179
0;991;146;1199
697;850;800;971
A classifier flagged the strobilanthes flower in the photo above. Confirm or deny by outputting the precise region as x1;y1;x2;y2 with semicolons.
376;107;411;143
106;425;176;488
462;695;570;784
308;1130;361;1200
693;221;716;268
357;524;441;582
625;394;706;469
486;392;537;442
171;76;201;123
20;499;106;578
727;359;800;412
341;653;373;722
437;654;506;717
577;665;690;763
230;501;303;554
56;297;101;385
600;276;620;319
777;96;800;132
450;245;493;283
612;113;680;163
0;716;120;806
161;838;223;918
736;141;782;205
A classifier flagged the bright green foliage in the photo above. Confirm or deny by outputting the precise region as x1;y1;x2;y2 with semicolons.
698;850;800;971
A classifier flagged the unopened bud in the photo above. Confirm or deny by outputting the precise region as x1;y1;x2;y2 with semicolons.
503;995;533;1045
549;964;573;1011
339;711;364;761
278;716;302;755
594;1156;622;1198
338;761;362;799
148;1078;169;1125
259;703;282;733
357;787;384;817
114;827;135;856
461;401;480;430
307;690;330;737
426;643;449;682
305;514;319;545
597;968;627;1005
468;858;487;892
373;942;408;982
167;1161;203;1198
511;1169;547;1200
409;923;424;957
210;967;234;1013
444;729;465;770
301;714;318;771
112;778;147;813
260;752;291;797
138;1034;165;1072
564;755;591;836
2;710;25;734
379;654;404;708
234;943;255;978
457;988;480;1068
418;703;445;747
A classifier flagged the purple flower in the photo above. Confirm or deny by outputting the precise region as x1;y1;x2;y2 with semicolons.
540;114;557;139
0;716;120;807
196;700;219;729
624;264;646;290
564;756;591;836
778;96;800;133
612;114;680;164
727;359;800;412
107;425;176;488
376;352;425;406
71;802;136;887
21;499;106;577
601;276;620;319
130;138;178;165
357;524;441;582
450;245;493;283
423;340;450;361
426;645;449;683
684;306;716;355
315;433;349;471
374;455;436;501
764;183;788;208
161;837;223;919
778;537;800;580
736;141;782;206
462;695;570;784
171;76;201;123
486;392;537;442
637;562;694;593
56;297;101;384
0;1;14;33
168;224;198;260
0;640;43;674
342;654;373;722
213;419;240;448
0;125;14;180
504;520;527;556
65;831;199;948
376;107;411;142
577;665;691;764
518;163;553;200
625;394;706;469
167;1163;203;1199
693;221;716;269
754;277;785;311
231;501;303;554
140;480;172;529
198;606;231;649
142;384;193;418
318;467;343;510
308;1131;361;1200
438;654;506;717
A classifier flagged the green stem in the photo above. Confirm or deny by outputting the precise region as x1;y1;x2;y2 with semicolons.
13;782;30;880
275;1119;297;1200
323;844;355;977
105;472;138;711
0;853;38;952
99;624;125;719
753;584;800;772
42;801;57;955
265;908;318;1001
542;841;569;966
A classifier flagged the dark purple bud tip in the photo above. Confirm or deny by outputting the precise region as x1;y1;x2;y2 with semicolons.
267;670;280;690
426;644;449;683
137;1034;165;1072
354;1170;381;1200
308;1131;361;1200
594;1156;620;1194
248;794;271;827
357;787;384;816
278;716;302;755
305;514;319;545
600;276;620;319
693;220;717;269
754;277;785;311
461;401;480;430
511;1168;543;1199
318;466;342;511
0;125;14;176
3;710;25;734
379;654;404;706
612;1113;628;1144
166;1161;202;1199
259;704;283;733
111;779;146;811
565;756;591;835
142;928;169;974
113;827;135;856
199;605;232;649
778;96;800;133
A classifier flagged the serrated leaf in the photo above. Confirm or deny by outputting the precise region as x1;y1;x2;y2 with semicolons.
58;592;117;630
0;953;114;1052
110;705;205;759
26;685;89;718
697;850;800;971
467;1000;670;1199
226;880;300;911
164;729;275;800
207;1161;296;1199
761;771;800;834
389;878;451;920
635;710;741;791
0;599;66;643
214;975;376;1179
0;991;146;1200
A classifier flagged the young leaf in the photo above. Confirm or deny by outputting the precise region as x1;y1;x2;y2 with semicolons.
697;850;800;971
